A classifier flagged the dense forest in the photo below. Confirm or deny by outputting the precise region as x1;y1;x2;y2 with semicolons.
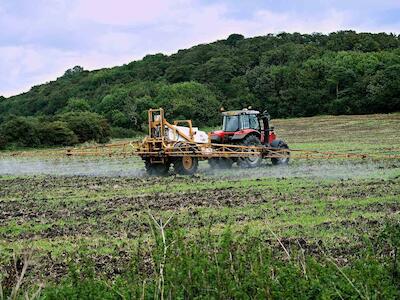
1;31;400;148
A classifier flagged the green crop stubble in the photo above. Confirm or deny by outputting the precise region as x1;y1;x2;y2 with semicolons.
1;175;399;264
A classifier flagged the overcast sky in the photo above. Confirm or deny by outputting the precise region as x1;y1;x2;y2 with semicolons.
0;0;399;97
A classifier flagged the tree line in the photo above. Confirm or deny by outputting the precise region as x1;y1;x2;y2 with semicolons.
0;31;399;148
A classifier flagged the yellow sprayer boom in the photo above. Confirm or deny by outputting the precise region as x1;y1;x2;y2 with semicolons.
2;108;400;176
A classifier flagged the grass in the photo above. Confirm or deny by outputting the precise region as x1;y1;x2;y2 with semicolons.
0;113;400;298
35;221;400;299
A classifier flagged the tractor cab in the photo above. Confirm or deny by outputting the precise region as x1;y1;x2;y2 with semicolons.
210;109;276;145
223;110;260;132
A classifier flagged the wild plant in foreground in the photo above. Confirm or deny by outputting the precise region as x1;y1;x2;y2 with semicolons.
10;219;400;299
0;253;43;300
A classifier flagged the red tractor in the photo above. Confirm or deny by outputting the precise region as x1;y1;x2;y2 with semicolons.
209;109;289;168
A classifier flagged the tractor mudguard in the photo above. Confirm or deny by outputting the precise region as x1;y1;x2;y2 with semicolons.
270;140;282;148
270;139;284;148
231;129;260;141
231;133;247;140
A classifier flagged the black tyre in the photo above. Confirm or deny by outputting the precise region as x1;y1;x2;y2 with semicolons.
145;159;170;176
270;139;290;166
208;158;219;169
208;158;233;169
238;135;262;168
174;156;199;175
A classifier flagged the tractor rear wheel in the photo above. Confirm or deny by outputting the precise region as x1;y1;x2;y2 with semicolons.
174;156;199;175
238;135;262;168
145;159;170;176
270;139;290;166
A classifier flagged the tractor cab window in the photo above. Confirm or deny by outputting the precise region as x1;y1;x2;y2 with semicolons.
223;115;240;132
241;115;250;129
241;114;260;130
249;115;260;130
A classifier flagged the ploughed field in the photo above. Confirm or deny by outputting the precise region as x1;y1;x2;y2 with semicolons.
0;113;400;298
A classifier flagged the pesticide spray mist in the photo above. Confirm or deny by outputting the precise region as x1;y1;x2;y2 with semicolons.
1;157;399;180
204;160;400;180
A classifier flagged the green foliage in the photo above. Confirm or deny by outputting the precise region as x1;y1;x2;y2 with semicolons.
39;121;78;146
225;33;245;46
97;83;158;130
0;133;7;149
63;98;91;112
0;31;399;143
63;65;84;77
0;117;41;147
110;126;139;138
156;82;220;125
0;117;80;148
0;112;111;148
58;112;111;143
367;64;400;112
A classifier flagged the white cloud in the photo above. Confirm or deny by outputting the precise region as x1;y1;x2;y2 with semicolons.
250;9;350;34
1;0;399;97
153;5;350;51
0;45;137;97
95;32;140;54
0;45;63;96
71;0;176;25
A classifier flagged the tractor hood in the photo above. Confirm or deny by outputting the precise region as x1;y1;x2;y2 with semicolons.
210;130;224;143
210;129;261;143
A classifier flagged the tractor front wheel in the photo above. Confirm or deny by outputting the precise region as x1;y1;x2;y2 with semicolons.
270;139;290;166
174;156;199;175
238;135;262;168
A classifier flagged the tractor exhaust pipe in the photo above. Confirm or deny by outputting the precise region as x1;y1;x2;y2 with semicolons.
261;110;271;145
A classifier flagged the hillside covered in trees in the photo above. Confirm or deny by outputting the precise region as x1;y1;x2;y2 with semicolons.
1;31;400;148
